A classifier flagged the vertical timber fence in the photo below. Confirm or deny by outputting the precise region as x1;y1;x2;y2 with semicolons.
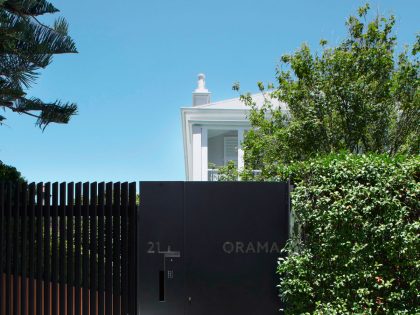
0;182;138;315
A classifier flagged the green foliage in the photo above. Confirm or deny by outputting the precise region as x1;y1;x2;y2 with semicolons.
0;0;77;129
216;160;239;181
0;160;22;180
272;153;419;314
240;4;419;172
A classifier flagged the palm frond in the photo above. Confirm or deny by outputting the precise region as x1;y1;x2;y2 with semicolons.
0;54;40;87
53;16;67;36
19;16;77;54
4;0;59;16
0;0;78;128
14;97;78;128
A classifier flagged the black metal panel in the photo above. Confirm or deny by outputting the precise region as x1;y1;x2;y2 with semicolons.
139;181;289;315
139;182;185;315
185;182;288;315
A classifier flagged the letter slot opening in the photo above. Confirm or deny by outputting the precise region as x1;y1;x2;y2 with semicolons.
159;270;165;302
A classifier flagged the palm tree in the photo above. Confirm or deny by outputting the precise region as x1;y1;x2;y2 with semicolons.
0;0;77;129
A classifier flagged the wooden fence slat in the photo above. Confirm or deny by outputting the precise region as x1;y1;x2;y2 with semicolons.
52;183;59;315
28;183;36;315
82;182;90;315
6;183;12;315
0;182;4;312
13;183;20;315
97;182;105;315
90;183;98;315
67;183;75;315
128;182;137;315
74;183;82;315
121;182;129;315
60;183;67;315
44;183;51;315
21;183;28;315
113;183;121;315
36;183;43;315
105;182;113;315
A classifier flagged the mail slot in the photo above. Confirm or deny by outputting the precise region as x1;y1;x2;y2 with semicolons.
139;182;290;315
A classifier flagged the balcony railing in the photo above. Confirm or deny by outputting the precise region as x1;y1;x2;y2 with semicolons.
207;169;262;182
208;169;220;182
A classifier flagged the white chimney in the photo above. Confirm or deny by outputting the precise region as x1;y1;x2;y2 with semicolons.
192;73;211;106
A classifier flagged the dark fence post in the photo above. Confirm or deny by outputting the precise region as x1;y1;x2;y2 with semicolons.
59;183;67;315
113;183;121;315
0;182;4;313
21;183;28;315
28;183;35;315
13;182;20;315
98;182;105;315
129;182;138;315
52;183;59;315
67;182;75;315
74;182;82;315
36;183;43;315
6;183;12;315
121;182;128;315
105;182;113;315
82;182;90;315
90;182;98;315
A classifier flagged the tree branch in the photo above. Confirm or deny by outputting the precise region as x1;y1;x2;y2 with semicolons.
2;103;41;119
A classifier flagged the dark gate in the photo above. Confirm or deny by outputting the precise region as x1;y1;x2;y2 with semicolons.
139;182;290;315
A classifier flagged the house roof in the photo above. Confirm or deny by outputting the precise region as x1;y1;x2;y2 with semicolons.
184;93;288;111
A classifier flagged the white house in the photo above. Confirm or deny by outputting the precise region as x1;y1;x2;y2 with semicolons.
181;74;287;181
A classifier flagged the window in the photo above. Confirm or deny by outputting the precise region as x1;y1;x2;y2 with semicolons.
208;129;238;168
224;136;238;166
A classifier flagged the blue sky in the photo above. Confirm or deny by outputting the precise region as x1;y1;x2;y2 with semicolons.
1;0;419;182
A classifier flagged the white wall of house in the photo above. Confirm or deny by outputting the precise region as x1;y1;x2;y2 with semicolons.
188;124;247;181
181;74;286;181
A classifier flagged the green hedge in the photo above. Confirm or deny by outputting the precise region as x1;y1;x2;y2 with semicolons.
274;154;419;314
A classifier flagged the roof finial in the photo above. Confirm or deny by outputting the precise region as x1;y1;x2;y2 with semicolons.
195;73;208;93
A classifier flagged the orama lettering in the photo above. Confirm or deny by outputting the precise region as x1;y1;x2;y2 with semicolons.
222;241;281;254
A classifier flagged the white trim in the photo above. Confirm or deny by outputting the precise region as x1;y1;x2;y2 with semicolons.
201;127;208;181
238;128;244;172
192;125;202;181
